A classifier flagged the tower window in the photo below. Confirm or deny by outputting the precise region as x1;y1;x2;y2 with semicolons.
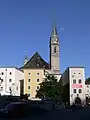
54;47;56;53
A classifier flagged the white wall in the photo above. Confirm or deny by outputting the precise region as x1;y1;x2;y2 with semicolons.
69;67;85;105
61;67;85;105
85;84;90;97
0;67;24;96
15;68;24;96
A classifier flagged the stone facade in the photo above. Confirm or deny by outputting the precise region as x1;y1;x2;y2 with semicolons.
50;25;60;74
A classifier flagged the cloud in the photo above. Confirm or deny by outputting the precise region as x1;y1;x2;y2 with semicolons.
60;28;64;31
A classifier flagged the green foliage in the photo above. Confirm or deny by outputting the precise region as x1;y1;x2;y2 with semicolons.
86;77;90;84
86;77;90;81
36;74;61;101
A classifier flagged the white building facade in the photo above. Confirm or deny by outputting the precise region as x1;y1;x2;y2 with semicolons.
61;67;86;105
0;67;24;96
85;80;90;98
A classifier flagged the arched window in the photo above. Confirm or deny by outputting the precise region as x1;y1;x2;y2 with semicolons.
54;47;56;53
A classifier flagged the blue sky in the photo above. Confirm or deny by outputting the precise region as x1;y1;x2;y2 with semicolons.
0;0;90;78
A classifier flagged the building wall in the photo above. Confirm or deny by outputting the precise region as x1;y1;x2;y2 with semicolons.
23;69;44;99
15;69;24;96
61;67;85;105
69;67;85;105
0;68;24;96
85;84;90;97
50;38;60;72
60;68;69;86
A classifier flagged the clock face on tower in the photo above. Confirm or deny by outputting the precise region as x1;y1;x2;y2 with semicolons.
52;38;58;44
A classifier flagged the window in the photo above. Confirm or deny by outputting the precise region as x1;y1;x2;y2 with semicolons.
78;79;81;84
9;87;11;91
10;72;12;75
54;47;56;53
79;89;82;93
28;73;30;75
1;87;3;90
87;90;89;93
37;86;39;89
87;85;89;88
74;73;75;74
79;73;81;74
72;75;74;78
16;87;18;90
73;89;76;93
37;63;39;66
28;86;30;89
37;79;39;82
36;90;38;92
1;79;3;82
9;79;12;82
73;79;76;84
0;79;3;82
28;79;30;82
1;72;4;75
37;73;39;75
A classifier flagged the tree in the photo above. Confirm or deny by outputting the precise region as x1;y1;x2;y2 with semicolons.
36;74;61;101
86;77;90;84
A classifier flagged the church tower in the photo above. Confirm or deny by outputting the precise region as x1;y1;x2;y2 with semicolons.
49;23;60;73
24;54;28;65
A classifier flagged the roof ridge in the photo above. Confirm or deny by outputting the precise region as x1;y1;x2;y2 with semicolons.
21;52;49;69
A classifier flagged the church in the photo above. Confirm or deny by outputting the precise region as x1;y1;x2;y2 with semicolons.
0;21;86;105
21;23;86;105
21;24;61;99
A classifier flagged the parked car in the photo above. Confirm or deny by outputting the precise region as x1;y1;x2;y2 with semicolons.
0;101;48;118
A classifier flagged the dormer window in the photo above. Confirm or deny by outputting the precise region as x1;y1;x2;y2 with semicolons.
54;47;56;53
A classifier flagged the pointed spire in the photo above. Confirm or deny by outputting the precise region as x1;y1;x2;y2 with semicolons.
51;24;58;37
24;51;28;65
51;11;58;37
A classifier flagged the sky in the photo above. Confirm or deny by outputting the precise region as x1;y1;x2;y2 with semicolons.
0;0;90;78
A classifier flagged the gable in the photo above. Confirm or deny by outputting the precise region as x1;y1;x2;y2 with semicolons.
21;52;50;69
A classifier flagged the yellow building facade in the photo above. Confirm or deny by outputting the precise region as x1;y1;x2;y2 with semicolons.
23;69;44;99
21;52;50;99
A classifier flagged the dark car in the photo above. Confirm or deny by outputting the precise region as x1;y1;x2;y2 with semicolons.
0;101;48;118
